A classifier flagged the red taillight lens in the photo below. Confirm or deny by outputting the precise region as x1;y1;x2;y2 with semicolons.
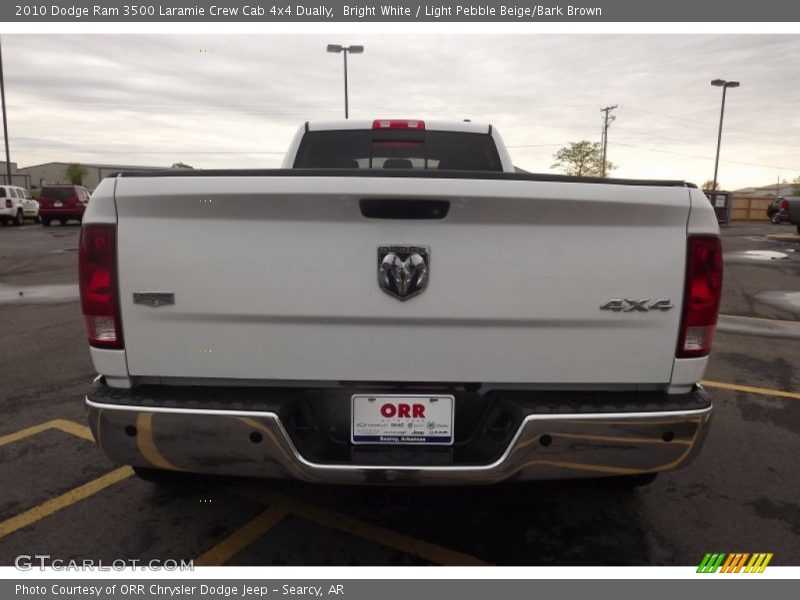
79;224;123;349
4;199;10;208
677;236;722;358
372;119;425;130
780;199;789;213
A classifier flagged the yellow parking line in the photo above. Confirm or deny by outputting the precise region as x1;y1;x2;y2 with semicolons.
238;488;488;566
194;505;290;566
0;419;93;447
702;380;800;401
0;466;133;539
52;419;94;442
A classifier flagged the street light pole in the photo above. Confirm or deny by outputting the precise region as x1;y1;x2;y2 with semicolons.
343;49;348;119
327;44;364;119
710;78;740;192
0;37;13;186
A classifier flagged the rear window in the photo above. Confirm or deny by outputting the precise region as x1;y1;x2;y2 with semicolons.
41;187;74;198
293;130;502;171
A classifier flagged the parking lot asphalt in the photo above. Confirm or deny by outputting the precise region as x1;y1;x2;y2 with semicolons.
0;220;798;567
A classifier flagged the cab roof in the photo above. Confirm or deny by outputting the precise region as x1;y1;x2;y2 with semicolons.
306;119;492;135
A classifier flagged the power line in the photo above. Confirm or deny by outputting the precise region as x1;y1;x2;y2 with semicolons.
505;144;564;149
613;141;799;172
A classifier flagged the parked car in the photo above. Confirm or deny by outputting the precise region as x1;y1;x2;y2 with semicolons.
0;185;39;226
767;197;791;224
38;184;90;226
778;196;800;234
82;118;719;488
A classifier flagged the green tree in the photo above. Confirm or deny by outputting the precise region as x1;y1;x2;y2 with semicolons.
171;162;194;169
64;163;88;185
551;141;615;177
702;180;720;191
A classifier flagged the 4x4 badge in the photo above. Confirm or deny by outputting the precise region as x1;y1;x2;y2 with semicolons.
600;298;674;312
378;246;430;301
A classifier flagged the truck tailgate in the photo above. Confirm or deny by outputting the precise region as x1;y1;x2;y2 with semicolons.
114;175;690;384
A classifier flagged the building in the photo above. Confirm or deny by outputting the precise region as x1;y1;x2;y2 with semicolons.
0;161;32;189
17;162;167;191
734;182;800;198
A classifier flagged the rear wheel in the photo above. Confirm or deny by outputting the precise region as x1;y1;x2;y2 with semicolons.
13;210;24;226
604;472;658;489
41;217;51;227
771;213;780;224
59;218;68;225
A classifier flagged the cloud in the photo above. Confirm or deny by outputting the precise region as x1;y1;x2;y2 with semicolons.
3;34;799;188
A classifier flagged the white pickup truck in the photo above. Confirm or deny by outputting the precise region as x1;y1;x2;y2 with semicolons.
82;119;721;487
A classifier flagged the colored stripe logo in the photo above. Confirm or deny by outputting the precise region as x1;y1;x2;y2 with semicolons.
697;553;773;573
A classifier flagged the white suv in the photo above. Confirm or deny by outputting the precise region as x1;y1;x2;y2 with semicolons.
0;185;40;226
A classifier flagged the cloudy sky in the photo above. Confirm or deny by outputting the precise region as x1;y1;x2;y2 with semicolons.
3;34;799;189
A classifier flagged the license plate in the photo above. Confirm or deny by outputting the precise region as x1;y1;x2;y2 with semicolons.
351;394;454;445
54;201;62;207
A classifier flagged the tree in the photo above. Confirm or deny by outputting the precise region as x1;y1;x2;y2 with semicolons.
702;180;720;191
64;163;88;185
171;162;194;169
551;141;615;177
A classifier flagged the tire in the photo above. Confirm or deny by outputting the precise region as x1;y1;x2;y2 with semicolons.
604;472;658;489
0;218;7;227
132;466;187;484
13;210;24;226
797;224;800;235
771;213;780;224
59;218;68;226
41;217;51;227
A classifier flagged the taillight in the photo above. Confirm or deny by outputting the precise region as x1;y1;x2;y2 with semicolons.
373;119;425;130
780;199;789;213
4;199;10;208
79;224;123;349
677;236;722;358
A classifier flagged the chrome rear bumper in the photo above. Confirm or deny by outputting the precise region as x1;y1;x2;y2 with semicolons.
86;389;712;485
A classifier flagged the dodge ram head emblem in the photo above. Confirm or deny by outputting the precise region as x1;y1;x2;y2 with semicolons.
378;246;430;300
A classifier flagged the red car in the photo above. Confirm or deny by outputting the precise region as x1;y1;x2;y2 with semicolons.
38;185;90;226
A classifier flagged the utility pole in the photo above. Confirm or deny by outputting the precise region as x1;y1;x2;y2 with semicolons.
0;37;12;186
600;105;617;177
